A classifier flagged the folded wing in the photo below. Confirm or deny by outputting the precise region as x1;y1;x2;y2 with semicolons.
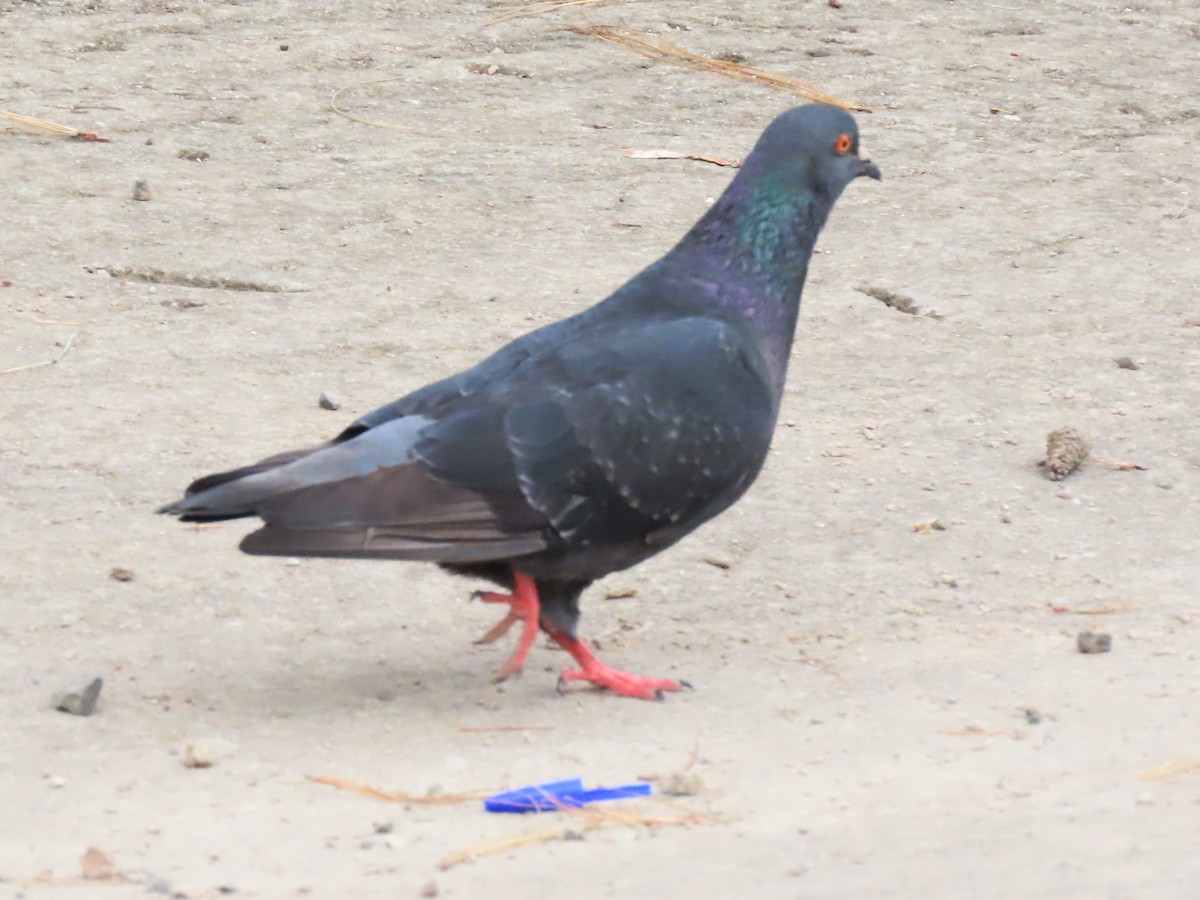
160;315;776;568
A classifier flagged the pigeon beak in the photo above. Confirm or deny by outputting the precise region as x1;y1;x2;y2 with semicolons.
855;157;882;181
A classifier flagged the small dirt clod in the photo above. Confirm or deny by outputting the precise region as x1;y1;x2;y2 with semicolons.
81;846;118;880
182;742;217;768
659;771;704;797
1077;631;1112;654
52;677;103;716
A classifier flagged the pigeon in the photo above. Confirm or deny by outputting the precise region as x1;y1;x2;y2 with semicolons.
160;103;880;700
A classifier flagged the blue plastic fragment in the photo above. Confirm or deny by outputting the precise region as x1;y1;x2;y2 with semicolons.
484;777;652;813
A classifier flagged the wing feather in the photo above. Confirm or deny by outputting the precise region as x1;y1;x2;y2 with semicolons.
163;310;775;570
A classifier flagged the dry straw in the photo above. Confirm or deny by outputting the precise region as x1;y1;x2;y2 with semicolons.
486;0;615;26
438;803;703;870
564;24;869;111
1;110;110;142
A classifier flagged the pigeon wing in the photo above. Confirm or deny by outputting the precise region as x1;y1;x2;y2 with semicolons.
409;315;779;551
166;315;775;568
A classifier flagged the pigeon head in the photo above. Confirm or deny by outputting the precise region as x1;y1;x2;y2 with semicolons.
746;103;881;202
673;103;880;286
657;103;880;386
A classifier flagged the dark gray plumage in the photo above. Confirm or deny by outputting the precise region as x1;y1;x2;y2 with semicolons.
160;103;880;699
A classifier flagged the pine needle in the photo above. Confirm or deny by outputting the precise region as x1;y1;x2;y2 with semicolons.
624;148;742;168
1140;755;1200;782
0;333;76;376
1;110;111;142
487;0;615;26
564;25;869;111
306;775;481;805
330;77;413;129
455;725;556;733
438;806;702;870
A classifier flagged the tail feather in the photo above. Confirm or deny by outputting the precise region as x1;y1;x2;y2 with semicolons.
183;445;327;497
159;413;551;565
157;445;328;521
240;525;546;562
160;415;436;522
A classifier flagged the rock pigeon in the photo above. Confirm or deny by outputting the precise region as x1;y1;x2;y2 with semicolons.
160;103;880;700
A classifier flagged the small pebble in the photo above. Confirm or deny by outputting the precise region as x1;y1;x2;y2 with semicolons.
81;846;117;880
182;742;216;768
132;179;152;201
1077;631;1112;654
1114;356;1139;370
373;821;394;834
177;148;210;161
110;566;135;582
419;881;439;898
318;390;342;411
659;771;704;797
51;677;103;716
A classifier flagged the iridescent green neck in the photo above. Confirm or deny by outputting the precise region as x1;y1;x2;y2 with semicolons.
674;163;832;294
736;172;818;279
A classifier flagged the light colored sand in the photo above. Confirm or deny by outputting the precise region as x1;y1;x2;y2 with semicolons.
2;1;1198;896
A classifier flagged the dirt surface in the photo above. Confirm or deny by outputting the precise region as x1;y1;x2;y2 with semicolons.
3;1;1199;897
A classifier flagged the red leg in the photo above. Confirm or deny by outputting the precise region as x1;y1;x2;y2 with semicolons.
545;626;689;701
472;572;541;680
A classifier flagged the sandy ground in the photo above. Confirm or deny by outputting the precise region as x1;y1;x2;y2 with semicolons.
2;0;1199;897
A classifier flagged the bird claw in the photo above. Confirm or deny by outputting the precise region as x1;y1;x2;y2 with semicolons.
555;666;687;701
494;667;522;684
474;611;520;645
651;680;694;700
472;574;541;680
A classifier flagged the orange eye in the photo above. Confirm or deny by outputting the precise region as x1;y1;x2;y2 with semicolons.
834;133;853;154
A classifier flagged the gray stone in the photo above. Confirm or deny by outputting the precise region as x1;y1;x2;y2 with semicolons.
51;677;103;716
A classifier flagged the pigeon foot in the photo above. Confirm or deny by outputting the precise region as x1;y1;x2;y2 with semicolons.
549;629;687;701
471;571;540;680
